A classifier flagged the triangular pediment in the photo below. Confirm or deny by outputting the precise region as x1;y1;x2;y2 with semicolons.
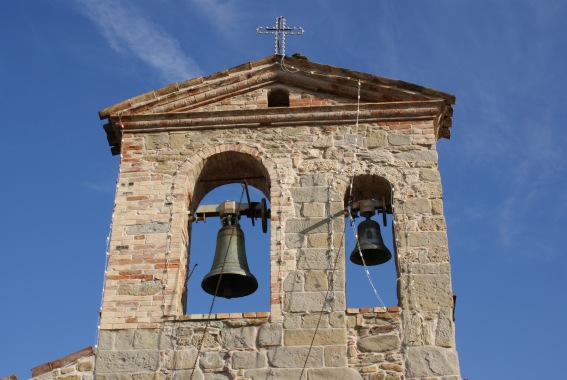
100;56;455;154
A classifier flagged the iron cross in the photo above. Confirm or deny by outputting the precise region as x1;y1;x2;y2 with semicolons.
257;16;304;56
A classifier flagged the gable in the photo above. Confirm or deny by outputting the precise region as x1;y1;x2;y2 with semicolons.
99;56;455;154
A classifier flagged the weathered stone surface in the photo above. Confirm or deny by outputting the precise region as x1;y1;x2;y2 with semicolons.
145;134;169;150
307;367;362;380
405;347;460;378
172;369;204;380
299;173;328;187
324;345;347;367
202;373;231;380
257;324;282;347
118;280;162;296
367;130;387;148
232;351;267;369
266;347;323;368
133;329;173;349
284;291;345;312
285;218;342;234
200;351;225;370
400;274;453;310
435;308;454;348
97;330;115;350
419;169;440;182
283;271;303;292
284;328;346;346
380;363;403;372
163;348;198;370
125;221;169;235
357;334;401;353
406;232;448;247
388;134;411;146
114;329;135;350
304;270;328;291
221;326;257;348
395;150;438;163
245;368;303;380
301;203;325;217
95;351;160;372
56;375;81;380
77;358;95;372
297;249;341;270
399;198;431;214
289;187;332;202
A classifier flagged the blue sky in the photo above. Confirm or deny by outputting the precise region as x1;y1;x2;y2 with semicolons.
1;1;566;378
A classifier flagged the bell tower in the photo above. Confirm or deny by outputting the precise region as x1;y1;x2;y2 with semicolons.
94;56;460;379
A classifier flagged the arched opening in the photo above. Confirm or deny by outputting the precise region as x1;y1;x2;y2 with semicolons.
184;151;271;314
267;88;289;107
344;175;398;308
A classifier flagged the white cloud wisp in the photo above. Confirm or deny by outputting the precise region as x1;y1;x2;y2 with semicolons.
78;0;203;82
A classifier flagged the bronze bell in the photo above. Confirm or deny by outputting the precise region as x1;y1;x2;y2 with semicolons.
350;216;392;266
201;217;258;298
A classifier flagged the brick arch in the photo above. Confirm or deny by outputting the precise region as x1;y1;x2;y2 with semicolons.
166;143;280;315
171;143;278;211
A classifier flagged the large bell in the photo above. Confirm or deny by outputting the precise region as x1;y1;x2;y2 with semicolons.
201;221;258;298
350;217;392;266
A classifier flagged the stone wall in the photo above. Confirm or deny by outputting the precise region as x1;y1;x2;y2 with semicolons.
85;57;461;379
95;308;404;379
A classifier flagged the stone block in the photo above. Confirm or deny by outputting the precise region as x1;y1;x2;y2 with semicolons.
285;233;305;248
307;368;363;380
406;232;448;247
133;329;173;349
304;271;328;291
126;221;169;235
284;328;346;346
400;274;453;310
221;326;257;348
367;130;387;148
244;368;303;380
357;334;401;353
172;369;204;380
435;308;455;348
257;324;282;347
284;292;345;313
200;351;225;370
399;198;431;214
163;348;198;370
405;346;460;378
95;351;161;373
301;203;325;217
97;330;115;350
283;271;303;292
118;280;162;296
114;329;135;350
302;313;328;328
289;187;331;203
395;150;438;163
299;173;328;186
419;169;440;182
285;218;342;234
266;347;323;368
324;345;347;367
297;249;342;270
431;199;444;215
231;351;267;369
388;134;411;146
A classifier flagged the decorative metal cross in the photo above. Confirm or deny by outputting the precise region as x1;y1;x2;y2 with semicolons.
257;16;304;56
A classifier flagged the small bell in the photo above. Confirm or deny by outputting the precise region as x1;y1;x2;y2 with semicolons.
350;216;392;266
